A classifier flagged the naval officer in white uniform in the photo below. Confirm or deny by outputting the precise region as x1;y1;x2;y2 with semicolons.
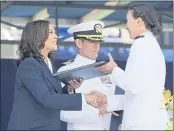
97;4;169;130
58;21;125;130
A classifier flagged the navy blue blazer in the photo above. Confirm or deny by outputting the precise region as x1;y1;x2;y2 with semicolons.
8;57;82;130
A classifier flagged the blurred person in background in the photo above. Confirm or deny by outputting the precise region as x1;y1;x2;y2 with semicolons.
7;20;104;130
97;4;169;130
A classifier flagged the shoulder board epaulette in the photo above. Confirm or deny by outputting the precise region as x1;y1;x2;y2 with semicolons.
62;60;74;65
135;35;144;39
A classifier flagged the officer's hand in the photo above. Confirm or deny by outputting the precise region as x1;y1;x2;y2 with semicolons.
89;91;107;106
67;79;83;90
85;92;105;108
99;104;107;116
85;91;107;108
99;107;120;117
96;53;117;73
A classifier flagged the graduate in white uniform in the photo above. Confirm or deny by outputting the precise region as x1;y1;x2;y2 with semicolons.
97;4;169;130
58;21;124;130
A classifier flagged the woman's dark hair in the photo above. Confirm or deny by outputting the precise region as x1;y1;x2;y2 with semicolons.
17;20;50;66
128;3;161;35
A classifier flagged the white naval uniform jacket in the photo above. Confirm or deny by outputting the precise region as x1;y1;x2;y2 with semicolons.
107;32;169;130
58;54;124;130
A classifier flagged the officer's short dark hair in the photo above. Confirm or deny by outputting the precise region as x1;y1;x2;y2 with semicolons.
128;3;161;35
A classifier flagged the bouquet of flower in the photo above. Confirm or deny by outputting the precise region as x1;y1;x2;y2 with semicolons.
161;89;173;130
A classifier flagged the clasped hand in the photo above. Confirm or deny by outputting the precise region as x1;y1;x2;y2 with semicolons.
85;91;107;115
67;80;107;115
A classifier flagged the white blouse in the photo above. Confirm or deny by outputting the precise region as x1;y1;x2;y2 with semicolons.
45;58;53;74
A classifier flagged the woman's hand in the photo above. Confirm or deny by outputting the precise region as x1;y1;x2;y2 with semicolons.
85;91;107;108
67;79;83;90
96;53;117;73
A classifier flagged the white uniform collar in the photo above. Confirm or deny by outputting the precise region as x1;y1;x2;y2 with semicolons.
74;54;96;66
140;31;153;37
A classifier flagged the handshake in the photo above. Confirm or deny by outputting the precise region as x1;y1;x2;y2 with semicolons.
67;79;108;115
85;91;108;116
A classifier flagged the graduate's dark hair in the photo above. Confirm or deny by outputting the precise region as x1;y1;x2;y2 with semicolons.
128;3;161;35
17;20;50;66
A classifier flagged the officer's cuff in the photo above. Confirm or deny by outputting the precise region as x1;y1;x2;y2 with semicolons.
109;67;117;84
106;95;113;112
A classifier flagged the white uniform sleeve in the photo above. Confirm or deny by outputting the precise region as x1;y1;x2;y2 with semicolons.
110;40;148;95
110;67;125;91
60;94;99;123
106;94;125;112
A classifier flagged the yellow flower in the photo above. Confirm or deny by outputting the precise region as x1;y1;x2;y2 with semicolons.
167;119;173;130
161;89;173;105
162;89;173;130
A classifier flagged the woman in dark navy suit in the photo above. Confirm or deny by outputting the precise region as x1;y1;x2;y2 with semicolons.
8;20;102;130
